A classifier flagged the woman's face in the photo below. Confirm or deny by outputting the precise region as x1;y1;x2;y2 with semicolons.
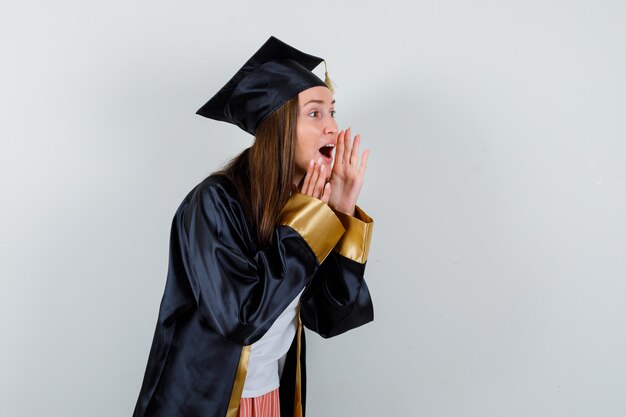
294;86;338;184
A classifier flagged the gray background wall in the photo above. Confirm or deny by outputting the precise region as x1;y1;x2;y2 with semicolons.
2;1;625;416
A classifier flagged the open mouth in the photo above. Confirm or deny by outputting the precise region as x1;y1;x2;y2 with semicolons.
319;144;335;159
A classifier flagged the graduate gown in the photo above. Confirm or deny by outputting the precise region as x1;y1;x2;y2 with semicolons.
132;174;374;417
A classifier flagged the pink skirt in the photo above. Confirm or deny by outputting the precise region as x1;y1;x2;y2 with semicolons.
238;388;280;417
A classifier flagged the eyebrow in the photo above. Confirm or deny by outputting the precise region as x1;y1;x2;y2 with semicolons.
302;99;336;106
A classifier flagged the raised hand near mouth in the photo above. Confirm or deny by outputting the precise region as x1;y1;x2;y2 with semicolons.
329;128;369;216
300;158;332;204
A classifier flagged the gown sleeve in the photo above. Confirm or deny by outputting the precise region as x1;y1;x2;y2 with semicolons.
161;176;346;346
300;206;375;338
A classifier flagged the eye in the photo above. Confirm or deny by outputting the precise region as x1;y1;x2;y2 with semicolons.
330;110;337;118
307;111;319;118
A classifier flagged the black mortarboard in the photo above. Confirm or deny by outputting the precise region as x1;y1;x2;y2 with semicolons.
196;36;328;135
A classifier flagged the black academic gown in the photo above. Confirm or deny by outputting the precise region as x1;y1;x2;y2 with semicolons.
132;174;374;417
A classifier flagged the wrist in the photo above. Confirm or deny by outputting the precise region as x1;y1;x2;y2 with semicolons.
331;204;356;217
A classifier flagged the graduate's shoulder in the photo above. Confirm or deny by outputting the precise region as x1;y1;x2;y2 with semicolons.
175;173;242;217
179;173;234;203
195;173;237;199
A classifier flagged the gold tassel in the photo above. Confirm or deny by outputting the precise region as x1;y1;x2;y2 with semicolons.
323;60;335;94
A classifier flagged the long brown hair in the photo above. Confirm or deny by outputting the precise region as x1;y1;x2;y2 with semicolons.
218;96;299;246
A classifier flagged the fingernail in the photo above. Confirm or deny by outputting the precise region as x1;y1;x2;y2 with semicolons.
317;157;322;164
320;165;325;172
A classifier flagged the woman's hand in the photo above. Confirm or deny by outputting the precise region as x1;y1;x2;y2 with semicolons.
300;158;332;204
329;128;369;216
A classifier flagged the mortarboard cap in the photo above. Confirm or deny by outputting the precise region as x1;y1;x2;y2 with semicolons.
196;36;329;135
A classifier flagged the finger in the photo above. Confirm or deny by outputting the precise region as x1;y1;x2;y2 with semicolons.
321;182;331;204
359;149;370;176
313;163;326;198
343;127;353;164
334;130;345;166
301;159;315;194
350;134;361;166
308;159;321;196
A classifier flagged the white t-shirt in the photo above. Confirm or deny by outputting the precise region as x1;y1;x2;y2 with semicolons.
241;289;304;398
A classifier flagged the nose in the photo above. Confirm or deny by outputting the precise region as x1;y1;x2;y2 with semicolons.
324;117;338;135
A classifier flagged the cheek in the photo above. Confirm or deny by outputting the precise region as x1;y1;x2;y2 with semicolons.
295;128;314;162
293;138;310;174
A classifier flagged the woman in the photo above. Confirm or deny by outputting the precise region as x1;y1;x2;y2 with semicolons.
133;36;374;417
